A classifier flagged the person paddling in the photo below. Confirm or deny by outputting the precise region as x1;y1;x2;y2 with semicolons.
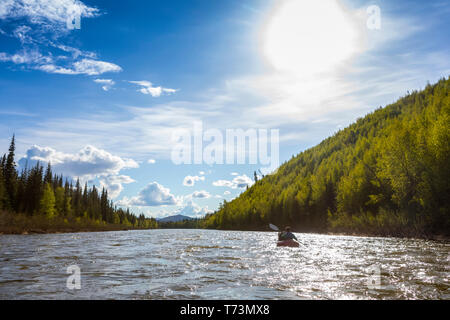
278;226;298;241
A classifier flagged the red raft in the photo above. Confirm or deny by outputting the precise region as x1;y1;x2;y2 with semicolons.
277;239;300;247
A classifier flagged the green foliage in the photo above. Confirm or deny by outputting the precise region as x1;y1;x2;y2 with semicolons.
40;183;56;219
201;77;450;237
159;218;202;229
0;135;158;233
54;186;65;215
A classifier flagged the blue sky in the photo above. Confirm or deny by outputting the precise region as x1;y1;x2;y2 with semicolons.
0;0;449;218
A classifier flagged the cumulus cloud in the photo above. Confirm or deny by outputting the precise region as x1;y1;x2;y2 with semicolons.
183;175;205;187
213;174;253;189
224;191;231;195
99;175;135;199
18;145;138;198
172;199;212;218
0;0;121;76
19;145;138;177
117;182;179;207
129;80;177;97
212;180;233;188
233;175;253;188
147;159;156;164
191;190;211;199
94;78;115;91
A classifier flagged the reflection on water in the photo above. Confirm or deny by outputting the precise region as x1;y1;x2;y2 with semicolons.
0;229;449;299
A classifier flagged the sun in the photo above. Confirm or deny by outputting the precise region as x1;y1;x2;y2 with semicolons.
263;0;360;76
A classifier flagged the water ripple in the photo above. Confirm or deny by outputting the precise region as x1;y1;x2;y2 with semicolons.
0;229;448;299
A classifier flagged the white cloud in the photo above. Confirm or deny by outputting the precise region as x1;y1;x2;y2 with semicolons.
0;49;51;64
117;182;179;207
52;43;95;59
224;191;231;195
212;180;234;188
0;1;122;76
230;172;239;176
19;144;138;178
93;78;115;91
191;190;211;199
0;0;99;24
0;48;119;76
38;59;122;75
73;59;121;75
16;103;219;159
147;159;156;164
18;145;138;198
213;174;253;189
99;175;135;199
233;174;253;188
36;64;75;74
172;199;212;218
129;80;177;97
183;175;205;187
199;171;205;175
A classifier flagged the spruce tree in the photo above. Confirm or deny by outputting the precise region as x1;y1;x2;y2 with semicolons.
0;163;6;210
4;135;17;211
73;178;82;217
101;187;108;222
44;162;52;186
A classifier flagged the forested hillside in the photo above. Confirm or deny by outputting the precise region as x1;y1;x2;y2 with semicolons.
203;77;450;237
0;137;158;233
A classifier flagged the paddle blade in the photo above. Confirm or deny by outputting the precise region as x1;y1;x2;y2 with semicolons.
269;223;279;231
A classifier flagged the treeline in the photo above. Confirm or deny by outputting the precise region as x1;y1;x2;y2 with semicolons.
158;218;203;229
0;137;158;233
201;77;450;237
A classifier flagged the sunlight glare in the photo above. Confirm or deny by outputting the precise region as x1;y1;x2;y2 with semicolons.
263;0;360;76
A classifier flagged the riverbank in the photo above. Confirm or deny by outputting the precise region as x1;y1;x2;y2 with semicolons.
0;225;130;235
1;212;448;241
159;223;450;242
197;221;450;241
0;211;151;235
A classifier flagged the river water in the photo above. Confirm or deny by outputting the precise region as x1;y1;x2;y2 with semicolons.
0;229;448;299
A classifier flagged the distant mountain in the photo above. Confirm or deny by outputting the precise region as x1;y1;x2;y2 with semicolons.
157;214;193;223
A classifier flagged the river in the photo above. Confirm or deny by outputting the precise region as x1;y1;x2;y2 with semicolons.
0;229;448;299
